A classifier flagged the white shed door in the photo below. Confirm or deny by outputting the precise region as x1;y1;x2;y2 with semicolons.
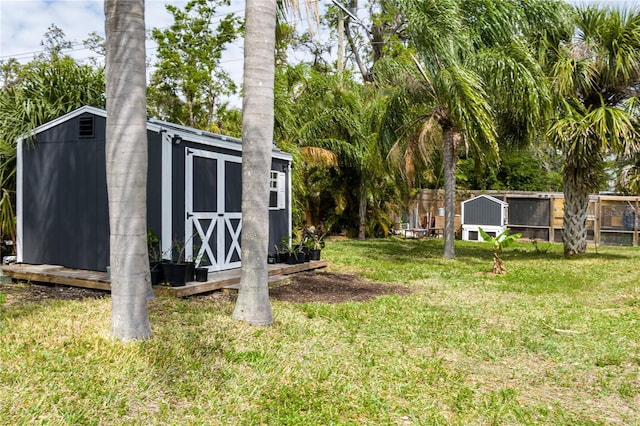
185;148;242;271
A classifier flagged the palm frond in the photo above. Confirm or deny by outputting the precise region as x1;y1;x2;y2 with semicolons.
472;41;551;146
549;47;599;100
299;147;339;168
434;63;499;165
401;0;465;65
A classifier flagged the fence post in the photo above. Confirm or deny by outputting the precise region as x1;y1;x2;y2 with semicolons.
594;197;601;247
634;199;639;247
549;195;555;243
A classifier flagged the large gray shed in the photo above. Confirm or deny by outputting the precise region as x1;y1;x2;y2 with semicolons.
461;194;508;241
16;106;292;272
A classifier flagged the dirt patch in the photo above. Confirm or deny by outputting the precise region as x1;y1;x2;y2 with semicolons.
0;272;411;305
0;282;107;306
269;272;412;304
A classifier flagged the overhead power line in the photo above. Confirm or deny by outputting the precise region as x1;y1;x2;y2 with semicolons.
0;3;341;63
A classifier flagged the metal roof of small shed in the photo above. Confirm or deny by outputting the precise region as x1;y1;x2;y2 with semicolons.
462;194;508;206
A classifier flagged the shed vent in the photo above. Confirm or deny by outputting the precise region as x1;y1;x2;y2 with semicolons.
79;117;94;138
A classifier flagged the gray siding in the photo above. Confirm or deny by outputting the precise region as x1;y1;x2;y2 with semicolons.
23;115;166;272
21;108;292;272
171;141;186;250
146;131;163;238
22;113;109;271
463;197;503;226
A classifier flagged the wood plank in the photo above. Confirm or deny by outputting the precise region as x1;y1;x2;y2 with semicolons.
1;260;327;297
268;260;327;275
169;277;240;297
221;283;240;292
172;261;326;297
4;271;112;291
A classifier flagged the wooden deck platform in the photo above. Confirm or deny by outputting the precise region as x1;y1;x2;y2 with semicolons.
1;260;328;297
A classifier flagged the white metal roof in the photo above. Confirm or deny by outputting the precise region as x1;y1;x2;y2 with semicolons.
461;194;508;206
18;105;293;161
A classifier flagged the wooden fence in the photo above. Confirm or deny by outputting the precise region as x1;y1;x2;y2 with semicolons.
413;189;640;247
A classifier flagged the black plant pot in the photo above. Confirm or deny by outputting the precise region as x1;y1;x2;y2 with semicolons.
277;252;287;263
185;261;195;283
297;251;306;264
309;249;321;261
150;268;163;285
161;262;187;287
194;267;209;282
302;247;311;262
149;261;164;285
286;253;297;265
267;254;277;264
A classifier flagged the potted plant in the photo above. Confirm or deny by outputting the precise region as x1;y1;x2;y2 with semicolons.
160;238;192;287
279;238;298;265
292;229;307;263
304;227;325;261
147;229;164;285
302;237;315;262
276;237;289;263
193;249;209;282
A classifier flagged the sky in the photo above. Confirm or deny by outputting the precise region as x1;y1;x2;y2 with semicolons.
0;0;634;101
0;0;327;106
0;0;247;106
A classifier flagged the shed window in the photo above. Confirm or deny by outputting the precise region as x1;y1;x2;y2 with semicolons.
79;117;94;138
269;171;285;210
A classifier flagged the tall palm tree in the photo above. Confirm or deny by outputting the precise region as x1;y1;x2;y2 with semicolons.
385;0;498;259
233;0;319;325
546;5;640;256
232;0;279;325
105;0;151;340
383;0;564;259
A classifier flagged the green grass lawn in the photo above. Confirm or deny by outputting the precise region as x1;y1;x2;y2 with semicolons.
1;238;639;425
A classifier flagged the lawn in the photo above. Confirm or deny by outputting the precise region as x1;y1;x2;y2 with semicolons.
1;238;639;425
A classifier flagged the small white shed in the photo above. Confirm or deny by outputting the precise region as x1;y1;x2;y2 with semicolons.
461;195;508;241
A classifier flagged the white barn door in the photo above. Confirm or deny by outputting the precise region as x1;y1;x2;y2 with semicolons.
185;148;242;271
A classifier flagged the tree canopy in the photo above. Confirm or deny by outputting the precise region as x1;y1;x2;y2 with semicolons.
3;0;638;251
148;0;242;133
546;4;640;256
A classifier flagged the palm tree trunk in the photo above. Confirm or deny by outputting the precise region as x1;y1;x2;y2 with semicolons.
358;181;366;240
232;0;276;326
443;127;457;259
105;0;151;340
562;169;589;256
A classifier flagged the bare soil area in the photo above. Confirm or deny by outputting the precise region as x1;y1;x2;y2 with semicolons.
269;272;412;303
1;272;411;305
0;281;107;306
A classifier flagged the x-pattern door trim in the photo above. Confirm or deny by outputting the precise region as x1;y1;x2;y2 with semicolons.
223;214;242;266
185;148;242;271
192;213;218;268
